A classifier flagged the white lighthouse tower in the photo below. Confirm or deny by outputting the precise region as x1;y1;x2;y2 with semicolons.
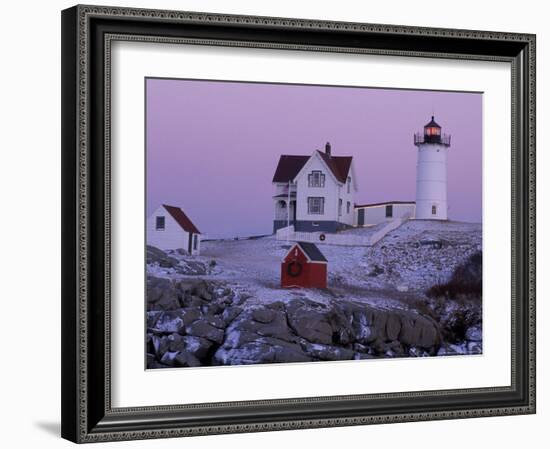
414;116;451;220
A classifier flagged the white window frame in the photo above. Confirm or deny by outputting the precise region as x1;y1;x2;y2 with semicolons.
338;198;343;216
307;197;325;215
346;201;351;214
347;176;351;193
308;170;325;188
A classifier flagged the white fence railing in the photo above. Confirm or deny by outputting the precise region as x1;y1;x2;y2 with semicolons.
276;225;295;240
368;213;411;246
275;214;411;247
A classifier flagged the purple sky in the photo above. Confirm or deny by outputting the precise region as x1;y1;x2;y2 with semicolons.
146;78;482;238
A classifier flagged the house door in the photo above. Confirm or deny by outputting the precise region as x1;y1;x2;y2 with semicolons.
358;209;365;226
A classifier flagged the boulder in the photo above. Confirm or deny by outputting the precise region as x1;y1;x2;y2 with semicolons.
192;281;213;300
301;342;355;361
151;308;201;334
214;336;311;365
147;245;179;268
385;313;401;341
174;350;202;367
147;276;180;311
465;326;482;342
286;301;334;345
252;308;276;324
185;320;225;344
226;308;296;343
181;336;214;360
146;310;162;330
152;310;185;334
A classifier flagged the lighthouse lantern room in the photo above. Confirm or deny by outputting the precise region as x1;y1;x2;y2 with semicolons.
413;116;451;220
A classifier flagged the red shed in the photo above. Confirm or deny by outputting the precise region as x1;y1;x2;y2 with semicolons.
281;242;328;289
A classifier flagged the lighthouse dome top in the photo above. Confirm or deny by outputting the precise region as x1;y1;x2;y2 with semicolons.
425;115;441;130
414;115;451;146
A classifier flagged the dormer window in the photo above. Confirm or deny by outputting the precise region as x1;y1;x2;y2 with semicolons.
308;170;325;188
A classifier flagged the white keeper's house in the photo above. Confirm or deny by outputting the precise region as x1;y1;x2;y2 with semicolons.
147;204;201;255
272;142;356;233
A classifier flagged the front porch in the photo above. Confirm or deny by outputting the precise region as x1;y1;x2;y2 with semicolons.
273;194;296;232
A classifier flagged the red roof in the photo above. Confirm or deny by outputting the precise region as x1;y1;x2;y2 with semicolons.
316;151;353;184
272;155;310;183
162;204;201;234
272;151;352;184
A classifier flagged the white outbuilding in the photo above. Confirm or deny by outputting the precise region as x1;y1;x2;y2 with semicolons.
147;204;201;255
355;201;416;227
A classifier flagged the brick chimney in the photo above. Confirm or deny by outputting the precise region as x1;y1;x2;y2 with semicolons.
325;141;331;157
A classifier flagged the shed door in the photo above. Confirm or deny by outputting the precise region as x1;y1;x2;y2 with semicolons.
358;209;365;226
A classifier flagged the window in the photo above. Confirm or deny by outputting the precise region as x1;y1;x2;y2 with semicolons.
432;205;437;215
347;176;351;193
338;199;343;216
193;234;198;251
308;170;325;187
155;216;165;230
347;201;351;214
385;205;393;218
307;197;325;215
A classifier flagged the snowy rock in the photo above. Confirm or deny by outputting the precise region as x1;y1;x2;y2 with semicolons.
300;342;355;361
151;310;185;334
164;334;214;362
185;320;225;344
252;308;276;324
192;280;212;300
286;301;334;345
147;276;180;311
222;306;243;325
147;246;179;268
467;341;483;354
146;310;162;329
465;326;482;342
181;336;214;360
214;336;312;365
230;308;296;343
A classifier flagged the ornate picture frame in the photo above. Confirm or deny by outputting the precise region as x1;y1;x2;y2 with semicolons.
61;4;535;443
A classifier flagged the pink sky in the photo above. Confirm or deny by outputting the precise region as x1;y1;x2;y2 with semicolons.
146;78;482;238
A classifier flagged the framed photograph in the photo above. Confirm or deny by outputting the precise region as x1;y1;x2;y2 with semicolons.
61;4;536;443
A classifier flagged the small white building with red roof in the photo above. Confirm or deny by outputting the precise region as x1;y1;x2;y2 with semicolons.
147;204;201;255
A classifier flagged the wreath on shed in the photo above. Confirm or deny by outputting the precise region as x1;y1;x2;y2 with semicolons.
287;261;303;277
319;233;326;241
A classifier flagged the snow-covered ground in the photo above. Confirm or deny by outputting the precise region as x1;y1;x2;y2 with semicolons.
148;220;481;310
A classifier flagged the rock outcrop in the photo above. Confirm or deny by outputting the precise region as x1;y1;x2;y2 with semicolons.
147;245;209;275
146;277;443;368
